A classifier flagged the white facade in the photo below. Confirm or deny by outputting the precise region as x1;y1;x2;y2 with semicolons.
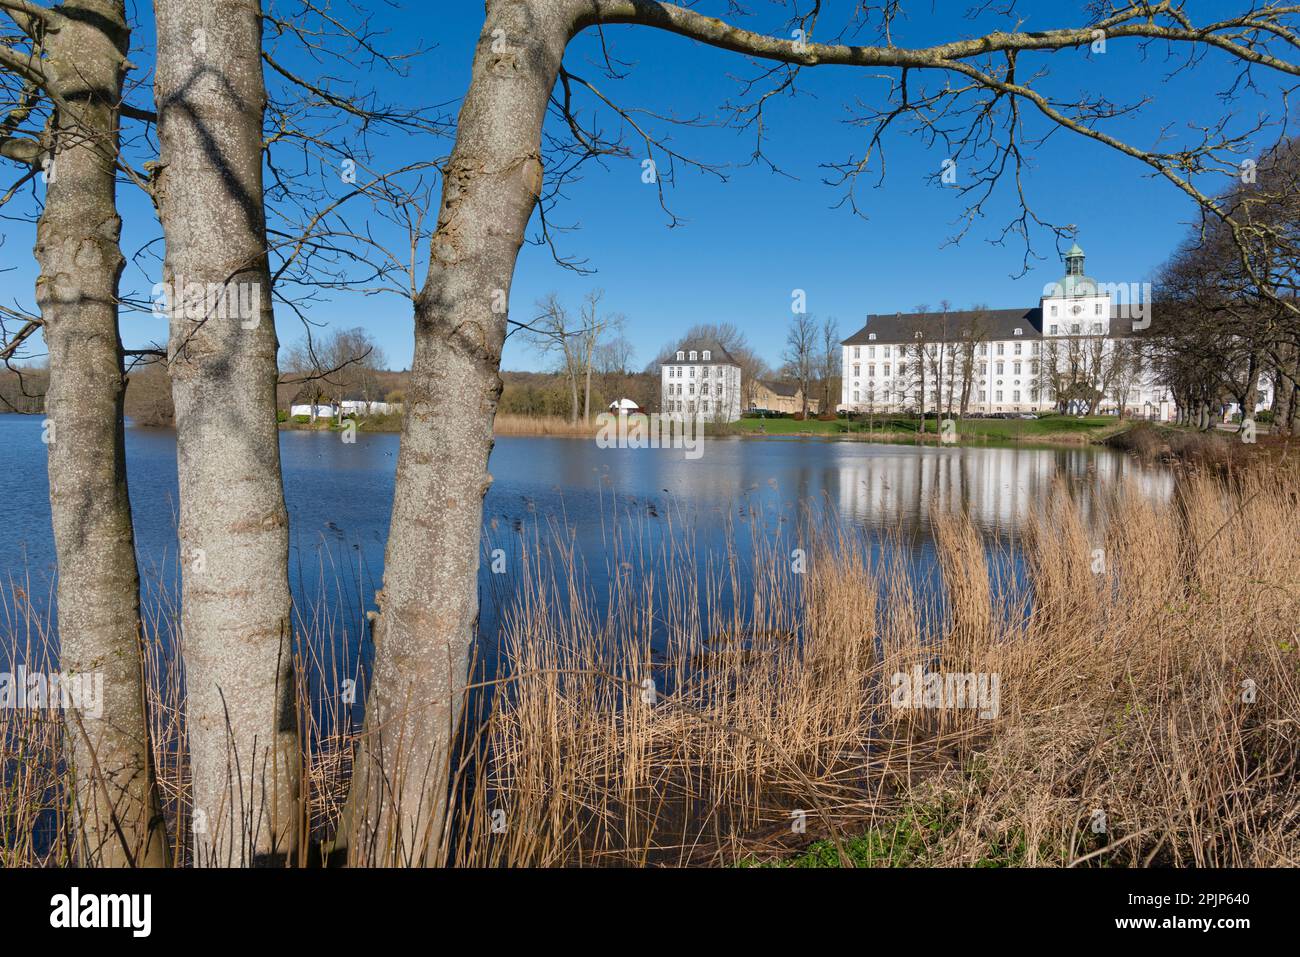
836;245;1245;421
290;403;336;419
340;399;399;416
660;344;742;422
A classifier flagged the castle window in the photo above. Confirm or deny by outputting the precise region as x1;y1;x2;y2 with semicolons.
1071;324;1080;335
703;350;711;360
1014;327;1023;336
1092;322;1102;335
1049;324;1058;335
1050;306;1058;316
689;350;697;361
853;347;861;358
676;351;684;360
868;333;877;341
1094;303;1102;315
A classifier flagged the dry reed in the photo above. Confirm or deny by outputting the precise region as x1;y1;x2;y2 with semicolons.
2;461;1297;867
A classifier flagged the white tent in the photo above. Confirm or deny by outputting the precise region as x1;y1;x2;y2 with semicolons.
608;398;639;413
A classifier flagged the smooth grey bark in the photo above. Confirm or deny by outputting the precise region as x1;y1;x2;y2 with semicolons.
153;0;299;866
31;0;167;868
342;2;567;866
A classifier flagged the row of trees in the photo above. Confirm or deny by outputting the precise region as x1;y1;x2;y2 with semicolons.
281;328;391;418
780;314;841;417
521;290;629;422
1149;139;1300;434
3;0;1297;867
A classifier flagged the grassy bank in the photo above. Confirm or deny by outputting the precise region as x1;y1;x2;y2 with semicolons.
275;411;1133;447
1106;420;1296;472
736;412;1131;445
4;459;1297;867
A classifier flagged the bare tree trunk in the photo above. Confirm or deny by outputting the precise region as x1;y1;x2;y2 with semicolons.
583;361;592;424
34;0;167;868
154;0;299;866
340;3;568;866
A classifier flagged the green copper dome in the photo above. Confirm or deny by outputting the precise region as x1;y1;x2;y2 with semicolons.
1047;241;1098;298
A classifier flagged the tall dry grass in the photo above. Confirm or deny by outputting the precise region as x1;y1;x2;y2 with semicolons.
446;464;1300;866
2;463;1297;866
493;414;600;436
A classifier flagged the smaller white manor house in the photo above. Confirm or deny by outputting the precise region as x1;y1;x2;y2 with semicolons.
661;339;743;422
839;244;1178;420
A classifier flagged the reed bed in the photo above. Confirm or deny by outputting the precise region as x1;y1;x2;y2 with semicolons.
493;414;601;436
2;463;1297;867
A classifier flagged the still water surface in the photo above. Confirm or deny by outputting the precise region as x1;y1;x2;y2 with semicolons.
0;414;1172;645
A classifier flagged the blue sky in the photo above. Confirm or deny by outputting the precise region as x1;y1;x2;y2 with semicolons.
0;1;1289;373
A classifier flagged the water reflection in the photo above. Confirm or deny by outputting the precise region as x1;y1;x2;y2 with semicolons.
0;419;1172;629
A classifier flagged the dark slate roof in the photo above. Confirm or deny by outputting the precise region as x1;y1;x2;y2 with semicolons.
668;339;740;365
760;379;802;398
842;308;1042;345
842;305;1154;345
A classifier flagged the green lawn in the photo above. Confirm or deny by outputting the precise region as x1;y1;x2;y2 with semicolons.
731;413;1127;444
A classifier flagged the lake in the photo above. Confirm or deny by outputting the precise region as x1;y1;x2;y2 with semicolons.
0;414;1173;655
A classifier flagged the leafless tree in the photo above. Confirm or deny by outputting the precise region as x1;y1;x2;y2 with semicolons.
320;1;1300;865
0;0;166;867
783;312;816;417
818;315;839;414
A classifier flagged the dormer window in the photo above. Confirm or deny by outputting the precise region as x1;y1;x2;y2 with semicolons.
689;350;697;361
676;351;684;360
702;350;711;360
1013;328;1022;336
868;333;876;341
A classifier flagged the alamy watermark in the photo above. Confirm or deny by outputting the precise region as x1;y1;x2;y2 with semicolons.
1;667;103;719
595;411;705;460
151;276;261;329
890;666;1000;719
1041;280;1152;330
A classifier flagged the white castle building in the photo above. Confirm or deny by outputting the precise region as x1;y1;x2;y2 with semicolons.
660;339;743;422
839;244;1182;420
